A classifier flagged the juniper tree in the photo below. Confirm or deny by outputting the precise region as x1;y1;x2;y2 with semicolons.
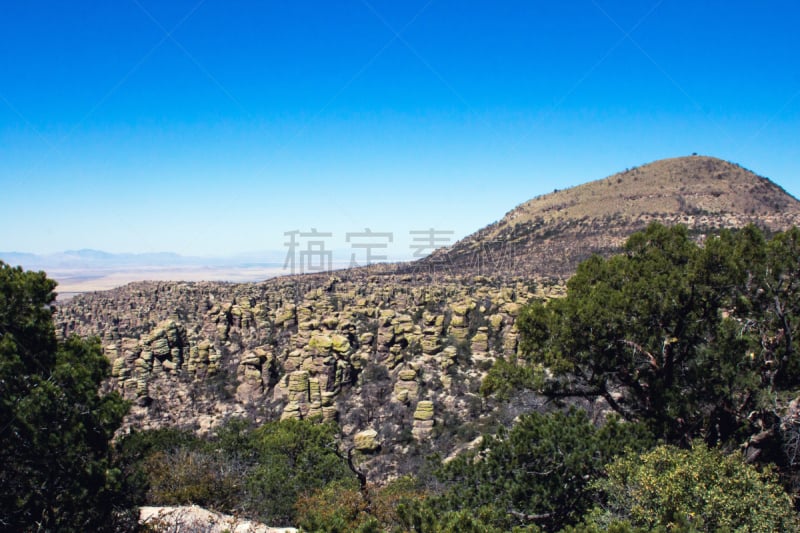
485;223;800;461
0;262;134;531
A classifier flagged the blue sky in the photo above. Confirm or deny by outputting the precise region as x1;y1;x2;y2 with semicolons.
1;1;799;260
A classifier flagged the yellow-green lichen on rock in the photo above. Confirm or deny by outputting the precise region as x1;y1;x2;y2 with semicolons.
398;368;417;381
331;334;351;354
414;400;435;421
354;429;380;452
288;370;310;394
471;329;489;353
281;401;301;420
450;300;475;316
489;313;505;330
309;333;333;352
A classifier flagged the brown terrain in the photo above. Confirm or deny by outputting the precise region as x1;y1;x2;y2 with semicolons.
55;155;800;481
421;155;800;277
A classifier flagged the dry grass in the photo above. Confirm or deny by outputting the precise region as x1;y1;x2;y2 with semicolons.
434;155;800;278
496;155;799;231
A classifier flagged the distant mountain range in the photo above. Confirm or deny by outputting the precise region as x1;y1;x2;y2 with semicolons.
0;249;285;271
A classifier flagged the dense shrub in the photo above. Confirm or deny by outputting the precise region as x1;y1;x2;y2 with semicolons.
420;409;652;532
122;417;356;526
590;444;799;532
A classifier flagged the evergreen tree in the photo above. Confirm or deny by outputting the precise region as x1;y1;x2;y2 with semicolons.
485;223;800;457
425;409;651;532
0;262;134;531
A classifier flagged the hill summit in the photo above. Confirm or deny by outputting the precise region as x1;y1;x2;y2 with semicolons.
423;155;800;278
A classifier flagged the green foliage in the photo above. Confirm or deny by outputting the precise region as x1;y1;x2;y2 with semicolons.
125;417;355;527
480;353;544;399
142;447;245;509
294;480;370;533
117;426;201;463
116;426;203;505
119;424;246;514
425;409;652;532
589;444;800;532
0;262;135;531
369;475;428;529
560;519;657;533
495;223;800;454
295;475;433;533
396;500;541;533
246;418;355;525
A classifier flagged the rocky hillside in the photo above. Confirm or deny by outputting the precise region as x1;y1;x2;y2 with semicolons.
423;155;800;277
55;155;800;482
57;270;563;480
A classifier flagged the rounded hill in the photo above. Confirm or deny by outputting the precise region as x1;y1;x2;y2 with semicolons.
425;155;800;278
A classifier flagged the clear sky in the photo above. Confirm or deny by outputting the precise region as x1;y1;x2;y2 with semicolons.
1;1;799;260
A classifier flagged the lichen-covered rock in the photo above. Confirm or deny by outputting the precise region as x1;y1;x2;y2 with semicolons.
150;338;170;358
420;330;441;355
450;301;474;316
331;334;351;354
438;345;458;370
414;400;435;421
111;357;126;378
288;371;310;394
354;429;380;452
321;391;336;407
55;273;545;483
240;352;262;366
274;304;297;326
322;405;338;422
393;379;419;404
489;314;505;330
309;333;333;352
322;316;339;329
471;329;489;353
379;309;396;323
398;369;417;381
502;302;522;316
412;419;435;441
281;401;301;420
449;325;469;341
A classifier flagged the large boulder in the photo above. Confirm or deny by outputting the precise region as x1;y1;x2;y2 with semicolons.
354;429;380;452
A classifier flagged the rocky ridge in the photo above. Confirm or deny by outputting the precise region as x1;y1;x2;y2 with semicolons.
58;271;560;478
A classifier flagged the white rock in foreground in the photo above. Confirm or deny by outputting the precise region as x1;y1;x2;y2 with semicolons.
140;505;297;533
